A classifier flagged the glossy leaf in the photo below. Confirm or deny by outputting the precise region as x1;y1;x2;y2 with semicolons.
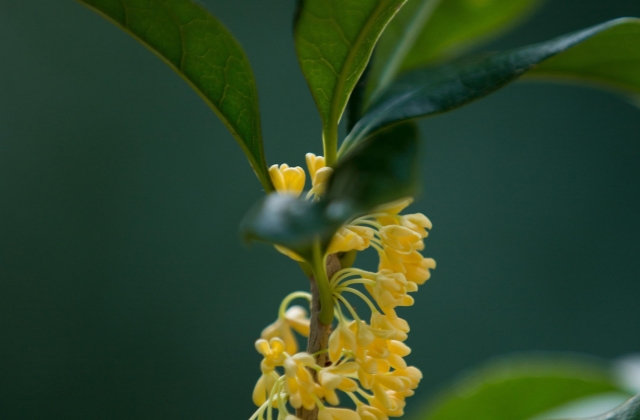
585;394;640;420
77;0;273;191
412;354;627;420
241;122;419;257
364;0;542;105
294;0;407;159
343;18;640;152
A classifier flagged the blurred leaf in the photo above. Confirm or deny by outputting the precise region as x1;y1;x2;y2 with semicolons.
342;18;640;152
77;0;273;191
326;122;419;217
294;0;407;135
585;394;640;420
527;19;640;94
401;0;543;72
412;354;627;420
241;194;337;259
241;122;419;257
364;0;542;105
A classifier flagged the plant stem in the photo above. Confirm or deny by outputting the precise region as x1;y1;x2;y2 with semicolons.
296;253;341;420
322;124;338;167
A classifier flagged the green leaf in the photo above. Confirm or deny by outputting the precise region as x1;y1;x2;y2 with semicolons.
342;18;640;152
294;0;407;164
585;394;640;420
527;20;640;94
77;0;273;191
241;122;419;257
411;354;628;420
241;194;338;259
364;0;543;105
326;121;419;217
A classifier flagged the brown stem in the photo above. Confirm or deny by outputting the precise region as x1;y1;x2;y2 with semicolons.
296;253;342;420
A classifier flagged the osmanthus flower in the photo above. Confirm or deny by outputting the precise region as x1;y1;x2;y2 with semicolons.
248;156;435;420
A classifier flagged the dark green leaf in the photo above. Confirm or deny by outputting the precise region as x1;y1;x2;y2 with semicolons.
77;0;273;191
527;19;640;94
411;354;628;420
585;394;640;420
294;0;407;141
241;194;338;259
364;0;543;105
326;122;419;217
343;18;640;152
241;122;419;257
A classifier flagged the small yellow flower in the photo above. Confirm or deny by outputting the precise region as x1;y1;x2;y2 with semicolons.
366;270;414;310
400;213;432;238
269;164;306;196
252;371;280;406
252;338;286;406
317;362;359;405
387;340;411;370
370;310;409;341
255;338;286;372
379;225;423;254
369;390;406;417
284;353;321;410
328;322;357;362
357;404;389;420
261;306;310;355
379;248;436;285
318;407;361;420
306;153;333;196
327;225;374;254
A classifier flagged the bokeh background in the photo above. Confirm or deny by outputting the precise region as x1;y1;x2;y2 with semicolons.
1;0;639;418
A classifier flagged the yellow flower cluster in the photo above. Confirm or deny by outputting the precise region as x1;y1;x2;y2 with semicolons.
249;156;435;420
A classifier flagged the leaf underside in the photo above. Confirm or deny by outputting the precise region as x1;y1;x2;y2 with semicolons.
77;0;272;191
343;17;640;152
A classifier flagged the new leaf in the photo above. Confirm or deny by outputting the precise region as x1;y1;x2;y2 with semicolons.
294;0;407;164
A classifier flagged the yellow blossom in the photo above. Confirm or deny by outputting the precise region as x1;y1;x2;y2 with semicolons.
370;311;409;341
269;164;306;196
357;404;389;420
306;153;333;196
387;340;411;370
252;338;286;406
369;390;406;417
318;407;361;420
379;225;423;254
366;270;414;309
261;306;310;355
327;225;374;254
317;362;359;405
255;338;286;372
400;213;432;238
328;322;357;362
284;353;320;410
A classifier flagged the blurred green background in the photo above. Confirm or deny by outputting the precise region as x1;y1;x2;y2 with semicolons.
1;0;639;418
